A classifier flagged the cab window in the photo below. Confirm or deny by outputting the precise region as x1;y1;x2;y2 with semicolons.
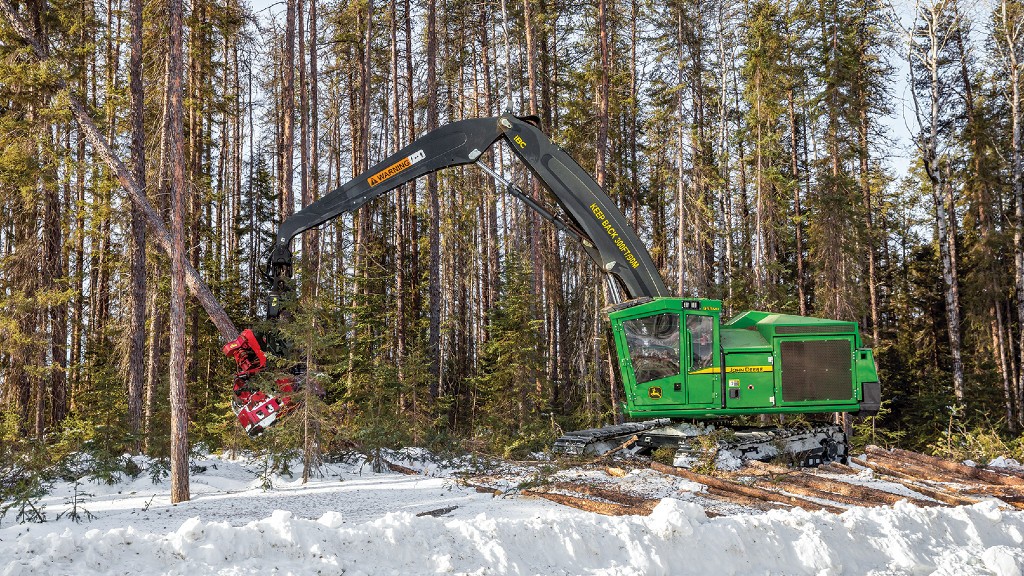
687;315;714;372
622;314;680;384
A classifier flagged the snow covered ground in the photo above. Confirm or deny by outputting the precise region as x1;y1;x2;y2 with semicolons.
2;451;1024;576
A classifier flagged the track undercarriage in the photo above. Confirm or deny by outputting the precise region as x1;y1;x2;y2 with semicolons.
553;420;847;468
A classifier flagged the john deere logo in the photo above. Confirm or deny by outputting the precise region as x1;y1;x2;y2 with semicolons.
648;387;662;399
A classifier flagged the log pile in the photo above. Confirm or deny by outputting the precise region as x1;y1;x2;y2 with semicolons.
467;446;1024;517
647;447;1020;516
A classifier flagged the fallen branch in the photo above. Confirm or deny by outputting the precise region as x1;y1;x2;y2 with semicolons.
584;435;638;465
416;506;458;517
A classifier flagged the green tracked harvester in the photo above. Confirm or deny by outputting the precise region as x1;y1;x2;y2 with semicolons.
222;113;880;466
554;298;881;466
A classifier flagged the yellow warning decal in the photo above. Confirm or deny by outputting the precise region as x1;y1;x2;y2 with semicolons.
367;149;425;186
688;365;774;375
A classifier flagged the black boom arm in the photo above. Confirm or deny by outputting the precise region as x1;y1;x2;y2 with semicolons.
224;113;670;435
266;113;669;312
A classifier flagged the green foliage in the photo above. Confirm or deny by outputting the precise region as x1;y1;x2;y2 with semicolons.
469;251;556;457
56;480;97;523
681;434;721;476
0;435;52;523
850;400;906;452
928;406;1024;464
651;445;677;466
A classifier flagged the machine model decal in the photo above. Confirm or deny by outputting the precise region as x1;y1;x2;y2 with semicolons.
368;149;426;186
589;203;641;269
689;365;774;375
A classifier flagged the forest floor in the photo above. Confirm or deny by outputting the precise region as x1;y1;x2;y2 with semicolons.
1;447;1024;575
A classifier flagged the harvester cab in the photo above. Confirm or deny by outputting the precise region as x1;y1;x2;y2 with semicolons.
607;299;880;420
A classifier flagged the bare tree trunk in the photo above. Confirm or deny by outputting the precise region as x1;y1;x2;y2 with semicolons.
281;0;296;220
1002;0;1024;427
309;0;320;287
790;90;807;316
426;0;441;400
167;0;190;504
595;0;610;191
908;4;965;400
144;289;162;453
126;0;147;452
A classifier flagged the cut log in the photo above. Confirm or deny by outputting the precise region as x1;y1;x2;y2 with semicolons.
746;461;937;508
819;461;859;475
751;478;860;508
651;461;844;513
853;456;919;481
522;490;651;516
1000;498;1024;510
851;458;984;507
606;467;627;478
868;446;1024;487
550;482;660;513
385;461;419;475
954;483;1024;499
983;465;1024;480
863;451;965;483
704;487;789;511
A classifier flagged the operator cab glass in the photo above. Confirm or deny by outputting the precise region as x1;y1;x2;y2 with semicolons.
622;314;679;384
687;315;714;372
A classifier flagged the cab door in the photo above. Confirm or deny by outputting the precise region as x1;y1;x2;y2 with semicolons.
617;308;686;409
684;311;720;406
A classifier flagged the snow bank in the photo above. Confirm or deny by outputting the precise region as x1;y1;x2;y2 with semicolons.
3;498;1023;575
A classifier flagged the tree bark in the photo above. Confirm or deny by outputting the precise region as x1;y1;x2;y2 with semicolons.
908;4;965;400
281;0;296;220
126;0;147;452
1003;0;1024;427
426;0;441;400
167;0;190;504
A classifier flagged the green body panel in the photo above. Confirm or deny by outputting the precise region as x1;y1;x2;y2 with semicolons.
609;297;880;419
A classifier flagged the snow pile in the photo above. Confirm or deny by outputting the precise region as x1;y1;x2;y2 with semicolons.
989;456;1023;470
2;453;1024;575
4;499;1024;574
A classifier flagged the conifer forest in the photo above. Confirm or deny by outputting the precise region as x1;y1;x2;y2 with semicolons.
3;0;1024;500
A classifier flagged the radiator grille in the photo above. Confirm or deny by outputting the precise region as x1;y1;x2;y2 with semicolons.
776;324;851;335
780;339;853;402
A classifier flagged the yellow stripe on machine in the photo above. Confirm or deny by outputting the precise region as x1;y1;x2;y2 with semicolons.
689;365;774;375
